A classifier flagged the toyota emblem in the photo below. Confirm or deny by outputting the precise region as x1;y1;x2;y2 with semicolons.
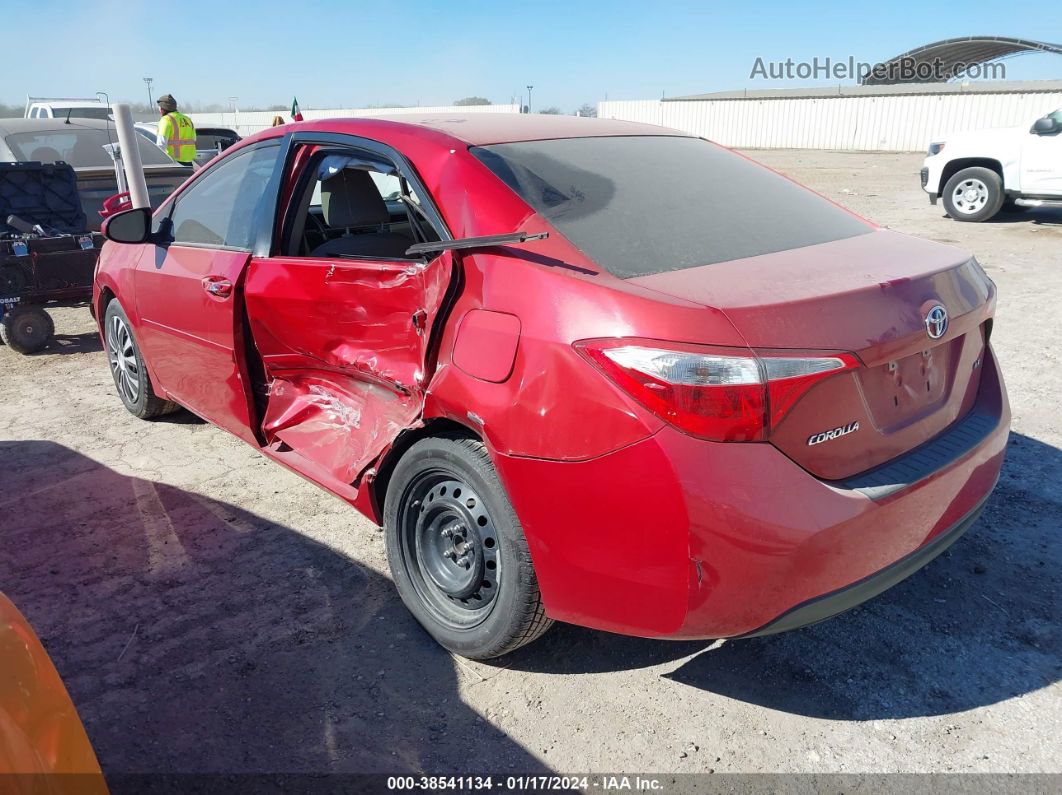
925;304;948;339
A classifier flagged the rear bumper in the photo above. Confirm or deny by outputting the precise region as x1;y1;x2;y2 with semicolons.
493;346;1009;639
739;495;987;637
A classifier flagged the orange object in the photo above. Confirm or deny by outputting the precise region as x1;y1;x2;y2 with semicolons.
0;593;107;793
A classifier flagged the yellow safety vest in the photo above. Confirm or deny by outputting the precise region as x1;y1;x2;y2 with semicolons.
160;112;197;162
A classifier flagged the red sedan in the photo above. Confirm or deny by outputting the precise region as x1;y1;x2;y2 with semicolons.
94;115;1009;659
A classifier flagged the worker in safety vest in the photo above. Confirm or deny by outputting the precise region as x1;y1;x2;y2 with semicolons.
155;94;197;166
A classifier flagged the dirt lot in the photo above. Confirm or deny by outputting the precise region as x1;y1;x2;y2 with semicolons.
0;150;1059;778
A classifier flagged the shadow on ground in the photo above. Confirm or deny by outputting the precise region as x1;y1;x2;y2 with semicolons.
503;432;1061;721
0;440;547;776
43;331;103;355
986;206;1062;226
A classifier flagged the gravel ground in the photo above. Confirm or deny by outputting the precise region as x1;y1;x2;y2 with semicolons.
0;150;1059;779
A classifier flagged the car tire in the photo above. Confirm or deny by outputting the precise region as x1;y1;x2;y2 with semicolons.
942;167;1004;222
384;435;553;659
103;300;178;419
1;305;54;354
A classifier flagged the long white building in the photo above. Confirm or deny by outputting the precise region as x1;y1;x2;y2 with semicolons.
188;103;520;139
599;81;1062;152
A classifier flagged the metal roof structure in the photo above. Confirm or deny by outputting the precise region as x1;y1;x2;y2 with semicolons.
665;80;1062;102
861;36;1062;85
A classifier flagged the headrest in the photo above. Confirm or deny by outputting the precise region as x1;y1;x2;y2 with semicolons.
320;169;389;228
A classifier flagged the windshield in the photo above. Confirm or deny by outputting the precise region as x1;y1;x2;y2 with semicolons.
472;135;872;279
4;125;173;168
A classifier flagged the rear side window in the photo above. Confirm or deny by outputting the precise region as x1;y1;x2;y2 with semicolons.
5;127;173;167
472;136;871;279
167;144;279;249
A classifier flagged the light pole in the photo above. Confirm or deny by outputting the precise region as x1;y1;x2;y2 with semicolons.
228;96;239;130
526;85;534;114
143;77;154;109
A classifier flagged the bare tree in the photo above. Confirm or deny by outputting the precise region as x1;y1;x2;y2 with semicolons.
453;97;492;106
538;106;562;115
576;103;597;118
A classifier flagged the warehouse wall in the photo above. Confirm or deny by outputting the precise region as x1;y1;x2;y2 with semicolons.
598;92;1062;151
188;104;521;139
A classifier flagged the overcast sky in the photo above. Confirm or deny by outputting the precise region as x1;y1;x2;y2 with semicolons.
5;0;1061;111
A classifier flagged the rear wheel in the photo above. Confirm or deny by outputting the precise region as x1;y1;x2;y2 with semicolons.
0;305;53;354
384;435;552;659
103;300;178;419
942;167;1004;222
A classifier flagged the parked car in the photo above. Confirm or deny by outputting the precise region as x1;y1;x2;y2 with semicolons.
24;96;112;122
94;115;1009;659
0;118;190;231
921;107;1062;221
0;592;107;792
134;121;241;167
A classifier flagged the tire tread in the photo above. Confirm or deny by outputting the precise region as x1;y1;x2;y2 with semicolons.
385;433;553;659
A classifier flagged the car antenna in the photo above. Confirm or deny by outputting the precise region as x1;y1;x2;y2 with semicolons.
65;106;72;124
96;91;115;149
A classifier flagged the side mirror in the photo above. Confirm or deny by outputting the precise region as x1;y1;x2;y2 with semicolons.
1031;117;1058;135
101;207;153;244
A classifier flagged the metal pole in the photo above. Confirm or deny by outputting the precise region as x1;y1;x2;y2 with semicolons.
113;103;150;209
144;77;154;109
526;85;533;114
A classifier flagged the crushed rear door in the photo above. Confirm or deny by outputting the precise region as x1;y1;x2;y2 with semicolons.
243;252;452;488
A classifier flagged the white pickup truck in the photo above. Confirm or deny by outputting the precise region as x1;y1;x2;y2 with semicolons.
921;107;1061;221
24;97;112;122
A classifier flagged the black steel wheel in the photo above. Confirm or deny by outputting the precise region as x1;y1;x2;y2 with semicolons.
384;435;552;659
0;305;53;354
402;474;502;625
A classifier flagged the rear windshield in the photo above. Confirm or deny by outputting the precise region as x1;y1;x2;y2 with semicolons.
62;107;113;121
5;126;174;168
472;136;871;279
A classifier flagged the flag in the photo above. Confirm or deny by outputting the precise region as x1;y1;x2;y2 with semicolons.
291;97;304;122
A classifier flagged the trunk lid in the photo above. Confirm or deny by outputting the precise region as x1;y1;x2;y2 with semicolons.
74;165;189;231
628;230;994;479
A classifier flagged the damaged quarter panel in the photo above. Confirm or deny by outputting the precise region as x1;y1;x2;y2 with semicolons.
420;145;746;461
243;252;452;485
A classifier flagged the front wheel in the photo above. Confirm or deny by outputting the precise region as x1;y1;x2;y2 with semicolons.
942;167;1004;222
103;300;178;419
384;436;553;659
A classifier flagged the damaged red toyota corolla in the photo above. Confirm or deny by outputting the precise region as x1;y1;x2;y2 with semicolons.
93;115;1009;659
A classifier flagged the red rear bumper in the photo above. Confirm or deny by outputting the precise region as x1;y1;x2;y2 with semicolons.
492;346;1009;639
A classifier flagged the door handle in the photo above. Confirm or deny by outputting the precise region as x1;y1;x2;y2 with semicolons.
202;277;233;298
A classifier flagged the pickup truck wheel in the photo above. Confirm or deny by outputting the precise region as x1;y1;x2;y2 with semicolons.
384;435;553;659
1;305;53;354
942;167;1004;222
103;300;179;419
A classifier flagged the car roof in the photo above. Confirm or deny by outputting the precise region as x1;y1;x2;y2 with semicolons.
0;117;120;136
246;113;686;148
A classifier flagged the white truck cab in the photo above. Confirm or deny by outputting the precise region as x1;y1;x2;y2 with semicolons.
24;97;112;122
921;108;1062;221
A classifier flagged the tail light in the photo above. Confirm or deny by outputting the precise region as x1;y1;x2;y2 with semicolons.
576;338;860;442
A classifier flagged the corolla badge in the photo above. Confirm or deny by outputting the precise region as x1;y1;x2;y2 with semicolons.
807;421;860;446
925;304;948;339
